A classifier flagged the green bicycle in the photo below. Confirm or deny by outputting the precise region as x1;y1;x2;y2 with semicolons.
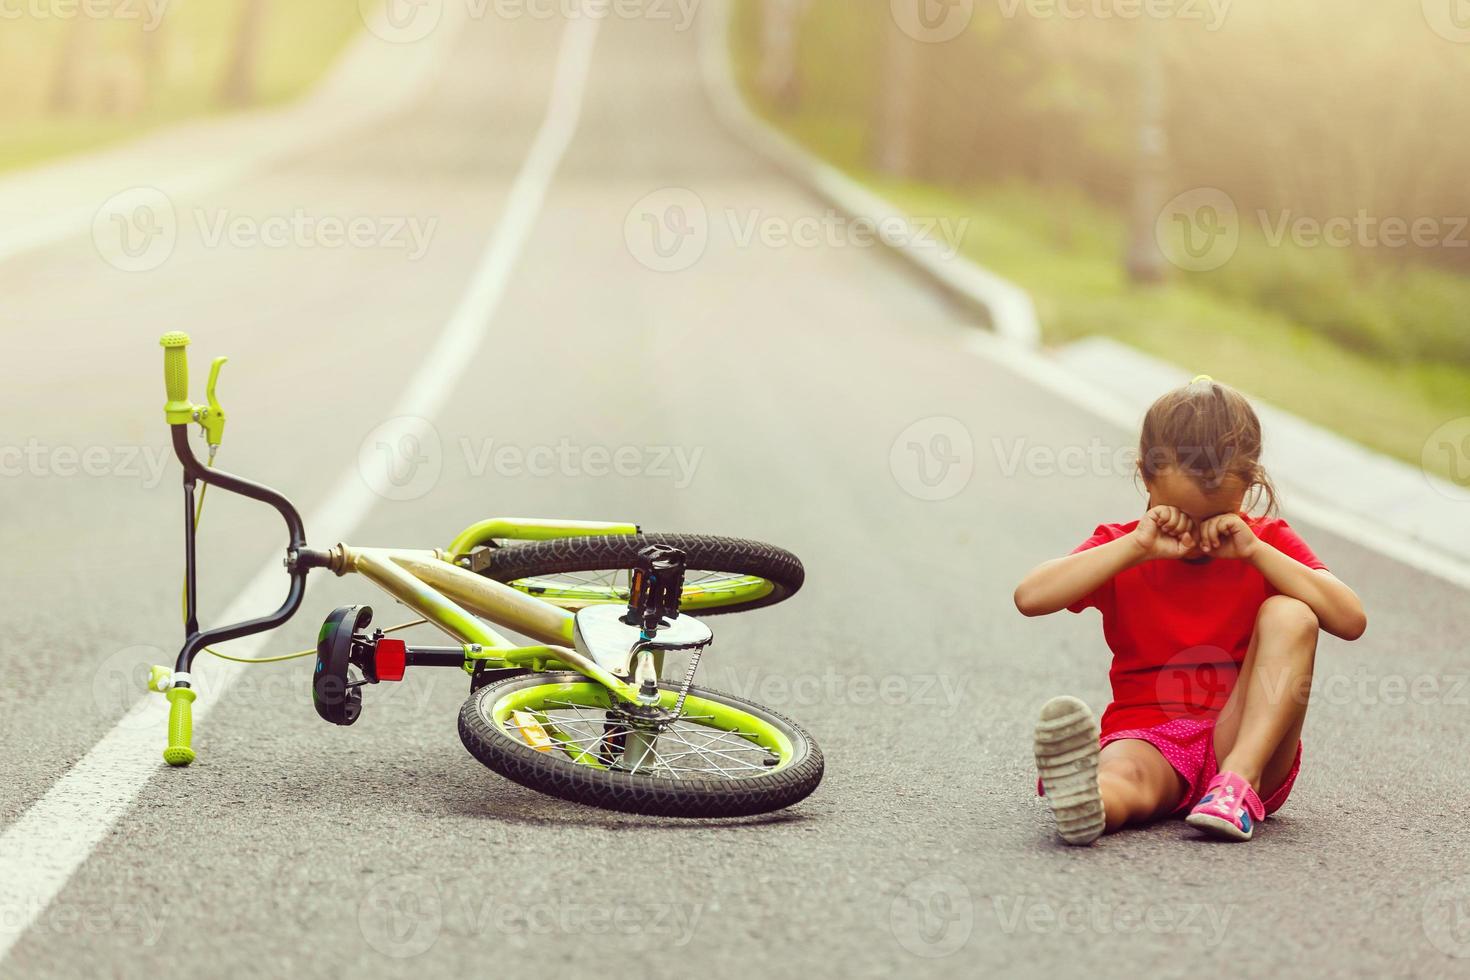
150;333;823;818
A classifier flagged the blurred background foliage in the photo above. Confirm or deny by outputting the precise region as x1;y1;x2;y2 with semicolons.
732;0;1470;472
0;0;360;172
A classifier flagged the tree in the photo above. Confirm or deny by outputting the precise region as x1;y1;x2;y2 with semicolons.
220;0;269;107
757;0;806;111
872;5;922;178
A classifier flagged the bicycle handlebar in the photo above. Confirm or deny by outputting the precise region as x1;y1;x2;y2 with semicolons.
164;687;197;766
155;331;329;766
161;331;194;425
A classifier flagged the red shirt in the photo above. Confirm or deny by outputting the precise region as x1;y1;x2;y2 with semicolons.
1068;517;1327;736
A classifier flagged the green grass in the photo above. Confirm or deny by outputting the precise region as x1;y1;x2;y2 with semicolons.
731;25;1470;480
0;2;364;174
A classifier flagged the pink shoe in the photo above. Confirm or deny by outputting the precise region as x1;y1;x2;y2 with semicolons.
1186;771;1265;841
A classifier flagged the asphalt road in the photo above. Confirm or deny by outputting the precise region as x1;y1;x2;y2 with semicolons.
3;8;1469;979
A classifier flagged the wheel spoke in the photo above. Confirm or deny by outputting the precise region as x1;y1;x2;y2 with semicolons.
489;682;789;782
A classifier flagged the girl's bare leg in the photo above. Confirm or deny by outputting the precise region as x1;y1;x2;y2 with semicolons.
1213;595;1319;797
1098;739;1187;833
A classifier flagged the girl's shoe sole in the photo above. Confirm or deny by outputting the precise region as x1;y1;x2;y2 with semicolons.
1185;811;1253;841
1034;696;1105;846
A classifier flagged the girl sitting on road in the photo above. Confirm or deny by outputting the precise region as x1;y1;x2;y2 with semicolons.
1013;376;1367;844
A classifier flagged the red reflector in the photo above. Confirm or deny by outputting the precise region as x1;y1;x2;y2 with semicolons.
376;638;407;681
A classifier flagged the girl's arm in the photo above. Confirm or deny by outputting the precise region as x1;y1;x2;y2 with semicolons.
1199;515;1368;641
1014;507;1196;617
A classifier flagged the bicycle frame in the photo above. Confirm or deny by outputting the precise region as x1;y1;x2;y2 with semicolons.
325;543;645;701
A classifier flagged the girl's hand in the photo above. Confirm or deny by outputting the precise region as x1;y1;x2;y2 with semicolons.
1130;506;1198;560
1199;513;1259;560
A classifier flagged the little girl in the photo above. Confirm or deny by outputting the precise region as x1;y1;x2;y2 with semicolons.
1014;377;1367;844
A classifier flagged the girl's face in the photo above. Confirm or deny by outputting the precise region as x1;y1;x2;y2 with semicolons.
1144;467;1249;558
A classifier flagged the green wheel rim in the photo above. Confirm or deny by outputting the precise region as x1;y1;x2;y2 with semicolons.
507;571;775;612
487;680;797;777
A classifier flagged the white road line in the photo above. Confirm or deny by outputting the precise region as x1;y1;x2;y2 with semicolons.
0;15;602;964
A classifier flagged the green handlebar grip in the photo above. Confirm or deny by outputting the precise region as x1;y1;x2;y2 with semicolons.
160;332;194;425
164;687;197;767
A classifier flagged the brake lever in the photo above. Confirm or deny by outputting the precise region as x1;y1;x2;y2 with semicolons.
198;356;228;451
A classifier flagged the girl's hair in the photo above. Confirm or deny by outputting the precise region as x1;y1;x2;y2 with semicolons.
1138;376;1278;516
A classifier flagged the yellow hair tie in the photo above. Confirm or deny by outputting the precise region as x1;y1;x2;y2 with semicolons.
1190;374;1215;385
